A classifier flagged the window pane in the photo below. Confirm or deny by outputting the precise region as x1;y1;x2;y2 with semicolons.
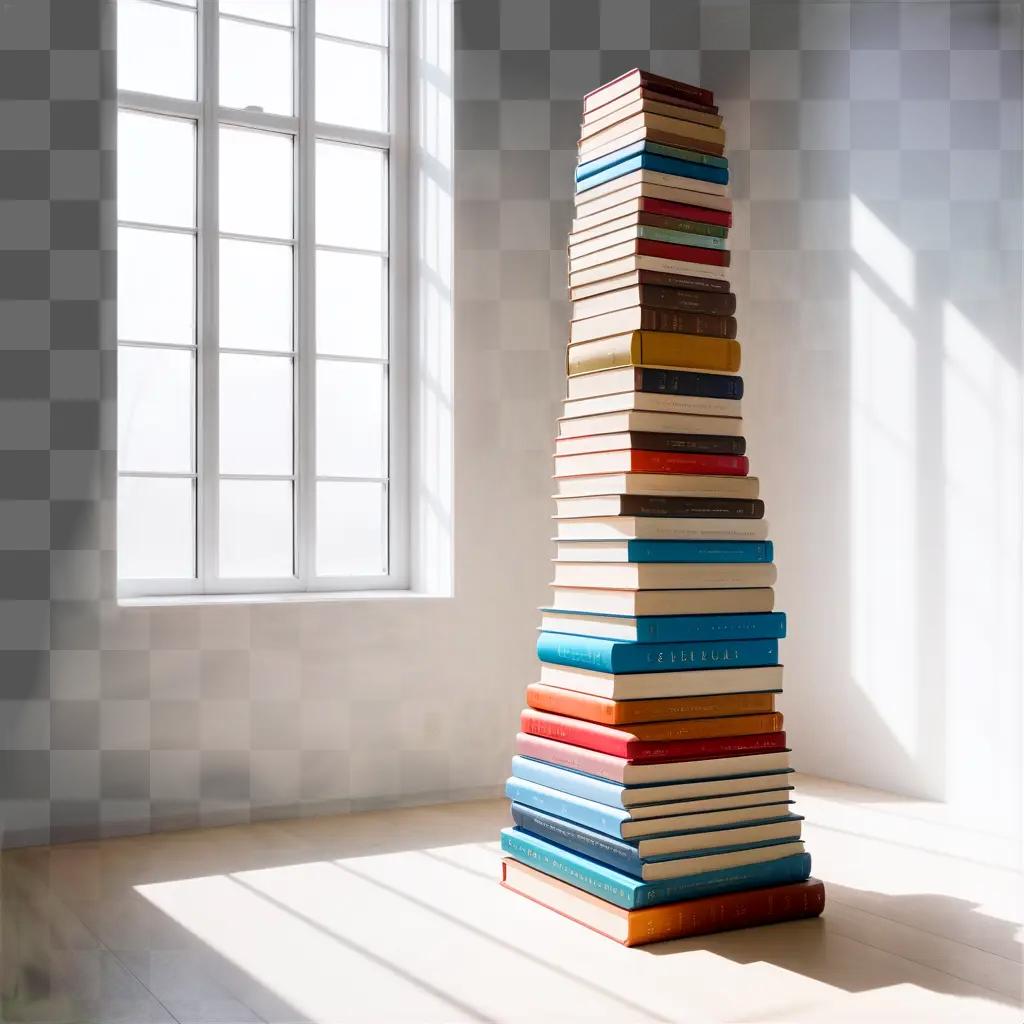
117;0;196;100
220;239;293;352
220;354;293;476
221;0;293;25
220;18;293;117
219;479;293;577
118;111;196;228
118;347;194;474
317;0;386;45
316;38;386;132
316;250;386;358
316;360;385;478
220;127;293;240
118;477;195;579
316;481;385;576
315;142;386;251
118;227;194;346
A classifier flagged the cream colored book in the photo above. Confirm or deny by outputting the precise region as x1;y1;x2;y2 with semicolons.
575;173;733;217
554;472;758;500
562;392;741;420
537;661;784;700
579;111;726;151
558;410;743;439
548;586;775;616
553;517;771;541
582;91;724;132
551;561;777;589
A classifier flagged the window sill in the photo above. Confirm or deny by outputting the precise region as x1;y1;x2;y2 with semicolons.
118;589;450;608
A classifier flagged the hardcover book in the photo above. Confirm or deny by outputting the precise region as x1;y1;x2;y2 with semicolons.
536;609;786;643
550;539;772;563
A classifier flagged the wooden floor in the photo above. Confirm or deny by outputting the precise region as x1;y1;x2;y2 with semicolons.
1;774;1020;1023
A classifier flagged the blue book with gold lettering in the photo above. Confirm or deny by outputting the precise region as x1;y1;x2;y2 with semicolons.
537;634;779;674
576;152;729;193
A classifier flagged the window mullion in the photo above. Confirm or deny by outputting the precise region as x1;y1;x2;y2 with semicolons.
295;0;317;587
198;0;220;588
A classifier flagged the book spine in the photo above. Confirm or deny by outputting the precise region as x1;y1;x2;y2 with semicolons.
639;199;732;228
643;142;729;169
635;309;737;338
642;153;730;184
511;755;627;808
636;226;728;250
617;496;765;518
637;611;787;643
627;452;749;474
634;286;737;317
628;879;826;945
505;779;627;837
510;803;643;876
628;732;787;764
627;432;747;456
625;539;771;561
516;733;627;782
634;369;743;401
635;239;731;267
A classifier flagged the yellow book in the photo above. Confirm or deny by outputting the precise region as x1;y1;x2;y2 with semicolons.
567;330;740;376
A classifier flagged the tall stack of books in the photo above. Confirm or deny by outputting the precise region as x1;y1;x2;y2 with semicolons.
499;69;825;946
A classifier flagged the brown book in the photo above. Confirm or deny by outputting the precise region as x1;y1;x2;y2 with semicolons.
554;430;747;458
583;68;714;114
501;860;824;947
571;269;732;302
573;285;737;319
571;307;738;343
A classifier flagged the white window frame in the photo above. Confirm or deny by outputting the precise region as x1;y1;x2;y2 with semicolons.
116;0;410;598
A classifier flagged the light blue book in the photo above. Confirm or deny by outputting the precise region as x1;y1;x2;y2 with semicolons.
576;139;729;178
538;610;787;643
576;153;729;194
511;755;794;809
561;540;773;564
536;634;779;674
501;827;812;909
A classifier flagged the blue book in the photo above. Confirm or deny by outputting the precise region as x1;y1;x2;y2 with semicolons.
511;755;795;810
538;610;787;643
511;803;803;879
576;139;729;177
576;153;729;194
501;827;812;909
558;540;773;564
536;634;779;674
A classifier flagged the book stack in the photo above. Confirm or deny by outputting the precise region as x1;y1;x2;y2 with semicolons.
499;69;825;946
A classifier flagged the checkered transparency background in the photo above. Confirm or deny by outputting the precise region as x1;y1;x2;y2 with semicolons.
0;0;1019;847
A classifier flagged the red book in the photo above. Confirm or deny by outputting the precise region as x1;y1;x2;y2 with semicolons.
640;197;732;228
554;450;749;477
520;708;786;762
617;239;730;267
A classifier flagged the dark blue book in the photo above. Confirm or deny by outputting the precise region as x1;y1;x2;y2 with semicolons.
576;139;729;179
576;152;729;194
538;610;787;644
536;634;779;674
553;540;773;564
501;828;810;908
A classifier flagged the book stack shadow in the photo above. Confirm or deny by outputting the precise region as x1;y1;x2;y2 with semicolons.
499;69;826;946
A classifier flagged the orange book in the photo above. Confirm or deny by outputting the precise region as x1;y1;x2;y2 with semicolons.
501;858;825;946
525;683;775;726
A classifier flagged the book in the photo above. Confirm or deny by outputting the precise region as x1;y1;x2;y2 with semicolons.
577;152;730;197
553;494;764;519
506;778;794;839
571;308;738;343
516;732;791;783
510;754;796;809
509;806;802;881
576;177;733;219
501;859;825;947
537;610;786;644
574;198;733;235
521;707;785;758
538;662;784;701
571;237;731;272
565;331;740;375
561;392;741;420
584;95;722;134
572;211;729;248
580;123;725;162
552;561;777;591
548;586;775;617
567;367;743;402
554;431;746;457
555;472;756;500
536;633;780;675
555;451;749;478
572;284;737;319
570;225;728;260
524;683;779;725
576;140;729;182
554;516;769;542
501;827;811;911
584;69;715;114
552;539;772;563
571;253;729;289
580;111;726;153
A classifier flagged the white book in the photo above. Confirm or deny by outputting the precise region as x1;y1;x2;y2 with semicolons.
570;252;730;287
558;410;743;439
548;586;775;616
538;662;784;700
551;561;777;590
575;168;733;213
554;472;758;500
562;392;741;420
615;771;797;808
637;838;804;881
553;516;770;541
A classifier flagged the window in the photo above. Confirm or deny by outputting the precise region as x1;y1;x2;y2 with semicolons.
116;0;406;596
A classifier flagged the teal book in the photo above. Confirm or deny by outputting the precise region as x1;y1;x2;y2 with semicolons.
538;610;787;643
500;827;812;909
634;224;727;250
